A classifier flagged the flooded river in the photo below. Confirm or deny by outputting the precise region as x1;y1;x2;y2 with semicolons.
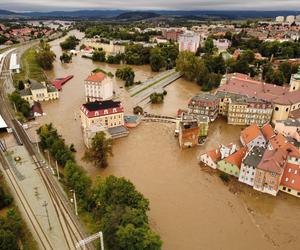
35;30;300;250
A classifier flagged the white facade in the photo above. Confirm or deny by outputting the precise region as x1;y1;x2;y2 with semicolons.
286;15;295;23
239;163;256;186
85;77;113;102
199;153;218;169
275;16;285;23
178;32;200;53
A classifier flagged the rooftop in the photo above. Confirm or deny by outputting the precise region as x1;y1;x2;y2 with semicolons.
83;100;121;111
243;146;266;168
241;123;263;145
281;163;300;191
257;148;288;174
223;147;247;167
261;123;275;141
85;72;106;82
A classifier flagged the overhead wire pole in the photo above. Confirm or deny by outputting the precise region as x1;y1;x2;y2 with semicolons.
42;201;52;231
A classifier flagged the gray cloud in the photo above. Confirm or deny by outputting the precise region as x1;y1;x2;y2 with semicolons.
1;0;300;12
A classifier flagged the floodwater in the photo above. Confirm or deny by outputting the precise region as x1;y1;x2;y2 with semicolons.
34;30;300;250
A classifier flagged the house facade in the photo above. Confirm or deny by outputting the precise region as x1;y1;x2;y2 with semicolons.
253;149;288;196
84;72;114;102
274;119;300;143
80;100;124;130
217;147;247;177
239;146;266;186
240;123;267;149
20;80;59;102
178;32;200;53
188;93;219;122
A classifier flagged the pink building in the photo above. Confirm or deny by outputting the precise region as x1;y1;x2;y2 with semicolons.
274;119;300;143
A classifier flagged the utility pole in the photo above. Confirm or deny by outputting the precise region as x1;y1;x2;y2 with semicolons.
55;160;60;181
71;190;78;216
42;201;52;230
35;133;40;154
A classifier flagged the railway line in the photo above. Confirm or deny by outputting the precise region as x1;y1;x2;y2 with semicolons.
0;45;95;249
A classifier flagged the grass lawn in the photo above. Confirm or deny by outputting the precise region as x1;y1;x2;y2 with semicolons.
13;47;47;85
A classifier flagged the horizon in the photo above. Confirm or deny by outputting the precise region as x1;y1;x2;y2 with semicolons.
1;0;300;12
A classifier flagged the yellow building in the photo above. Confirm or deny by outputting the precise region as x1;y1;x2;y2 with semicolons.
20;80;59;102
84;39;125;55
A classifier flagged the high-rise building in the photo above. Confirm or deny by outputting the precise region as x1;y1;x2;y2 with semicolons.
275;16;285;23
286;15;295;23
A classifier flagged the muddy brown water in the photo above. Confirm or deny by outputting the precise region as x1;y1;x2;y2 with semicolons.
32;30;300;250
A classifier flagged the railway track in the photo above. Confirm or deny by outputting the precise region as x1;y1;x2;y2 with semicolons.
0;151;53;250
0;48;94;250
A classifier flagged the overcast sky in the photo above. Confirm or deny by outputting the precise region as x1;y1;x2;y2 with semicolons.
2;0;300;12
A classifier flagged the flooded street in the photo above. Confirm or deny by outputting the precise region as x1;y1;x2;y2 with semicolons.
33;30;300;250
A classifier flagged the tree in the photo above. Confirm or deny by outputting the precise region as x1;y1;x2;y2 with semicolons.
9;91;31;118
60;36;79;50
265;69;285;86
35;43;56;70
203;38;214;54
60;52;72;63
239;50;255;64
116;224;162;250
149;49;166;72
83;132;113;168
116;67;135;86
92;50;106;62
0;229;19;250
17;80;24;90
279;61;292;83
150;92;165;104
176;51;199;81
0;187;12;210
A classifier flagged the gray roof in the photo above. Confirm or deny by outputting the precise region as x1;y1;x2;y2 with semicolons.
191;93;219;102
278;119;300;127
19;88;32;96
243;146;266;168
30;80;46;90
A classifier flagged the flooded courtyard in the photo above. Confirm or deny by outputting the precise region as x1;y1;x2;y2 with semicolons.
30;31;300;250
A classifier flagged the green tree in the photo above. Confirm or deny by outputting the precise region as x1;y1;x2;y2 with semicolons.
116;224;162;250
176;51;199;81
149;49;166;72
60;36;79;50
60;52;72;63
279;61;292;83
92;50;106;62
83;132;113;168
0;229;19;250
116;67;135;86
35;46;56;70
9;91;31;118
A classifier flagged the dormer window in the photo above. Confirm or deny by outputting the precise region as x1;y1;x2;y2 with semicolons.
95;111;99;116
113;108;117;113
104;109;108;115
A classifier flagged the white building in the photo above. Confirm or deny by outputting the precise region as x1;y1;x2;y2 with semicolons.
286;15;295;24
213;39;231;53
178;32;200;53
239;146;266;187
85;72;114;102
9;53;20;74
275;16;285;23
296;15;300;22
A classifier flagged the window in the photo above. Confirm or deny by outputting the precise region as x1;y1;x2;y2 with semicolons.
288;189;291;192
283;187;286;191
286;108;289;112
275;107;279;111
285;177;289;182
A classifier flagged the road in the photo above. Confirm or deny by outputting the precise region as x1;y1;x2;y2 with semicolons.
0;43;95;250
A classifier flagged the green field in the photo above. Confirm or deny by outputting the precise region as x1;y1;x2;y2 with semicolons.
13;47;47;85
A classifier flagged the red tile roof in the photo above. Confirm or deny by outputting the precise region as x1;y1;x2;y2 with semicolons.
269;133;287;150
281;163;300;191
257;148;288;174
224;147;247;168
217;74;300;105
241;123;263;144
85;72;106;82
261;123;275;141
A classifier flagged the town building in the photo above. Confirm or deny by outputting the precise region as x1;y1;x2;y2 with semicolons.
178;32;200;53
227;97;273;126
213;39;231;53
216;68;300;122
253;148;288;196
84;39;125;55
84;72;114;102
279;163;300;198
239;146;266;186
240;123;267;149
20;80;59;102
178;120;199;149
286;15;295;24
274;119;300;143
199;143;236;169
162;29;183;42
261;123;276;141
188;93;219;122
80;100;124;130
217;147;247;178
275;16;285;23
